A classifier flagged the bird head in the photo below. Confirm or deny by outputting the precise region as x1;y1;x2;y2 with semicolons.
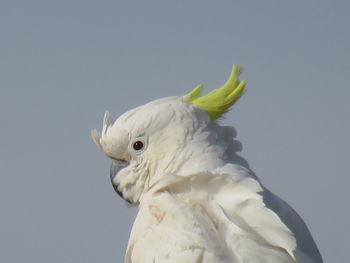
92;66;246;204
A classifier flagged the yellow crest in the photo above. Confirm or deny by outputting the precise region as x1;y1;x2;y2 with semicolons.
183;65;246;120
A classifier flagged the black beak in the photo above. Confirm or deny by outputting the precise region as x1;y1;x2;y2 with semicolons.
110;159;129;198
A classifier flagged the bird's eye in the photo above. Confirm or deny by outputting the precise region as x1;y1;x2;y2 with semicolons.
133;141;144;151
130;137;147;154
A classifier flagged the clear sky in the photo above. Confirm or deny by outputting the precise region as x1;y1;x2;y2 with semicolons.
1;1;349;262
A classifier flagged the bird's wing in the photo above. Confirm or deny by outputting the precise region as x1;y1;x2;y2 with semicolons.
182;170;298;263
205;164;322;263
259;187;323;263
124;166;321;263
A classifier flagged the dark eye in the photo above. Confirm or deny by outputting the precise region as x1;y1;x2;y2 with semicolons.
133;141;144;151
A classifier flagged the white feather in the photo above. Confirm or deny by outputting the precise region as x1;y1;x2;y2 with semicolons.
92;96;323;263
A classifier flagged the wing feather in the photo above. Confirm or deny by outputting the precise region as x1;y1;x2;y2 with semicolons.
125;164;321;262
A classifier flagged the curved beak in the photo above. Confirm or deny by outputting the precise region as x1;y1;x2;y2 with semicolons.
110;159;129;198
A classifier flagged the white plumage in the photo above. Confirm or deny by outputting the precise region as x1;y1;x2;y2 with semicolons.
92;69;323;263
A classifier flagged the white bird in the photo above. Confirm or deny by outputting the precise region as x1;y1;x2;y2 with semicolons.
92;66;323;263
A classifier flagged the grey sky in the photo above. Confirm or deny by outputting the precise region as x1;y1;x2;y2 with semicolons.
1;1;349;262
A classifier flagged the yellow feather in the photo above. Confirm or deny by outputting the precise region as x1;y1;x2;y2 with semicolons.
184;65;246;119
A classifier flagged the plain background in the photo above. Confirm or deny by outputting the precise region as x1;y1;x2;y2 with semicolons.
1;1;349;262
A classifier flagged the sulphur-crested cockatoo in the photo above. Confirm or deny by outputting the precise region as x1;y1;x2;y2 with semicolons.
92;66;323;263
